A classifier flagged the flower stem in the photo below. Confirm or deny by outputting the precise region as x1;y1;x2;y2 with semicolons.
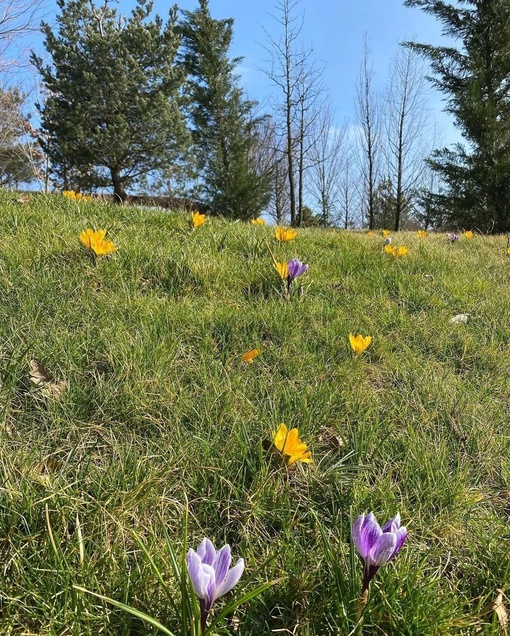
356;588;368;622
199;599;208;634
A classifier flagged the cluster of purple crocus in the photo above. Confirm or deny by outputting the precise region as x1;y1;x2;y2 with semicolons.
186;514;406;630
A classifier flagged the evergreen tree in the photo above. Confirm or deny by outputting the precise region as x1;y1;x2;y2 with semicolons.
405;0;510;232
179;0;270;219
372;178;398;229
32;0;188;202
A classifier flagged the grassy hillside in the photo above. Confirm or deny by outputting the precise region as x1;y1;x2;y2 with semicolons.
0;191;509;635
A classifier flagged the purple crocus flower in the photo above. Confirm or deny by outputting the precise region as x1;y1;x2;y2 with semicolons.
187;538;245;631
352;512;407;593
287;258;309;282
449;233;459;242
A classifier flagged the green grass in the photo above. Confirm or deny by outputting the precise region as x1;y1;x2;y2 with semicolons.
0;191;509;635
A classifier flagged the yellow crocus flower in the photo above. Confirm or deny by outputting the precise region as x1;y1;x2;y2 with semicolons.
417;229;427;238
349;333;372;356
274;262;289;279
63;190;91;201
79;228;116;257
385;244;409;258
251;218;266;225
275;226;297;242
382;229;390;237
273;423;312;465
464;230;474;239
191;211;207;228
241;348;262;364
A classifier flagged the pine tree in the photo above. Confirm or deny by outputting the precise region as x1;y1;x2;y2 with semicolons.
179;0;270;219
405;0;510;232
373;178;398;229
32;0;188;202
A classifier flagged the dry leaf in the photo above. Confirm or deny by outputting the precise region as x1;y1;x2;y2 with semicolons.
34;458;62;475
29;359;66;399
12;196;30;204
493;589;508;632
318;426;346;450
450;313;470;324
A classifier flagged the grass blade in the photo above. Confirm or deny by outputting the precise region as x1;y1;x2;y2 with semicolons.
73;585;177;636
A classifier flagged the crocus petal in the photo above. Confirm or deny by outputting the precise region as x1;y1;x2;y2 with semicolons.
204;565;217;610
283;428;299;453
287;451;312;465
382;513;401;533
187;551;212;600
214;558;245;601
360;512;382;556
197;538;216;565
368;532;397;567
352;513;368;558
295;264;309;278
389;527;407;560
275;262;289;279
287;441;309;454
273;423;288;452
213;545;232;590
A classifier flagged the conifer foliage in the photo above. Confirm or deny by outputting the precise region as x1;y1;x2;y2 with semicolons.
179;0;270;219
405;0;510;232
33;0;188;202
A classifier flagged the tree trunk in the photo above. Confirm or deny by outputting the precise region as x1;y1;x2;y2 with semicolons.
296;96;307;227
111;167;127;204
394;93;406;232
285;23;296;226
344;188;349;229
286;96;296;225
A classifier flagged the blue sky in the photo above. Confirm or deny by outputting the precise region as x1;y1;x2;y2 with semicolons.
177;0;458;146
25;0;459;146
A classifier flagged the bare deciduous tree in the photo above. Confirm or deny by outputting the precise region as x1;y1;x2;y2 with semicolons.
0;85;41;187
384;46;429;230
261;0;300;225
249;112;290;224
307;103;346;226
0;0;46;68
261;0;324;226
293;52;324;225
355;35;381;229
338;134;359;228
